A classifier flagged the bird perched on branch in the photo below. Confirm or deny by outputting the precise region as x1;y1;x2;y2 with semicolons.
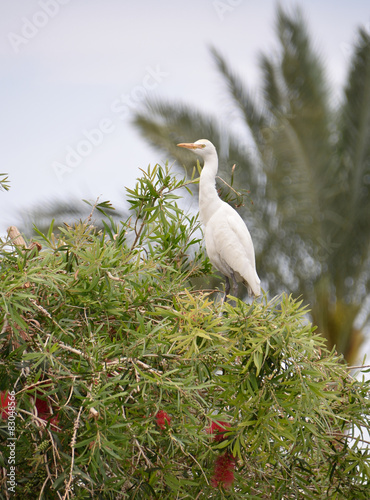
177;139;261;301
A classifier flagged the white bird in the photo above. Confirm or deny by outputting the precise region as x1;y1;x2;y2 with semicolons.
177;139;261;300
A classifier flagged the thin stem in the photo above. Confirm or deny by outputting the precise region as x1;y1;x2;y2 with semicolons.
62;406;83;500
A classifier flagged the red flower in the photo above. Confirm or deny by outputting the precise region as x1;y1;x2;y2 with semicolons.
35;397;59;429
207;420;231;442
155;410;171;430
211;452;236;490
35;398;50;419
0;391;10;420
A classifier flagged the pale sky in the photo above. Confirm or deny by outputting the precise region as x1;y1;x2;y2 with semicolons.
0;0;369;233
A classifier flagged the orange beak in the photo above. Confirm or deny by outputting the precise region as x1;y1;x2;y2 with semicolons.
177;142;205;150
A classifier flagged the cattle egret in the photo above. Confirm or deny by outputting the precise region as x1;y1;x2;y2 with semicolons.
177;139;261;300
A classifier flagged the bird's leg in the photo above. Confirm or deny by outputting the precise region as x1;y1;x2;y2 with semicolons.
222;276;238;307
231;275;238;299
224;276;231;298
220;277;230;309
224;275;238;307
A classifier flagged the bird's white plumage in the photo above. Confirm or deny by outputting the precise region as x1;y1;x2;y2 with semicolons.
177;139;261;298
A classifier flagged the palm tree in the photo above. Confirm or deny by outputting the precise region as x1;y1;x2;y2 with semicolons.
18;199;125;238
133;6;370;363
0;174;10;192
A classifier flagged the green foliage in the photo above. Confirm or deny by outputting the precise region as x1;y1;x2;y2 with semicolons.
0;165;369;499
0;174;10;192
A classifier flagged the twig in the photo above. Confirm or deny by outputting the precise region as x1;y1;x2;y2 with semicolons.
64;382;76;408
45;427;63;498
106;271;125;282
18;408;61;432
133;438;153;468
17;376;78;395
34;329;89;360
216;174;244;198
105;357;163;375
1;316;9;335
169;434;209;485
29;298;72;337
352;436;370;446
131;211;147;250
7;226;27;247
7;226;42;252
63;406;83;500
38;476;50;500
1;467;10;499
86;197;100;224
30;298;52;319
47;337;87;357
346;364;370;370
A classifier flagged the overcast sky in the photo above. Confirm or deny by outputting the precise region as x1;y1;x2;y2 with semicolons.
1;0;369;234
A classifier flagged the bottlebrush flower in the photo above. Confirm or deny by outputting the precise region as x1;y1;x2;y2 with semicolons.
0;391;10;420
35;397;59;429
155;410;171;430
211;451;236;490
207;420;231;442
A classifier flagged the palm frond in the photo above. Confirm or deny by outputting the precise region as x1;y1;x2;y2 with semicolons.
134;99;224;170
0;173;10;192
259;55;284;114
277;6;331;116
134;99;258;189
334;29;370;288
210;46;270;151
19;199;124;237
257;8;339;258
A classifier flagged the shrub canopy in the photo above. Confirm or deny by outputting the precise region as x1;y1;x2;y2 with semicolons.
0;165;369;499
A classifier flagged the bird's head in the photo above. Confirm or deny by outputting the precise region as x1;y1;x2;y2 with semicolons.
177;139;217;160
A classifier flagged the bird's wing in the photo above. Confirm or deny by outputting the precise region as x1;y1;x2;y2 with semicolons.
225;206;256;264
226;212;260;294
206;204;260;295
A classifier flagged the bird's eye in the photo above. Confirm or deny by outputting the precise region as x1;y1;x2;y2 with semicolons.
200;144;206;148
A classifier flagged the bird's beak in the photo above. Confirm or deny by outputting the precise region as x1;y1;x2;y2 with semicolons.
177;142;205;150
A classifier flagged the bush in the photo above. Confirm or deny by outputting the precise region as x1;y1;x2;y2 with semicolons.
0;165;369;499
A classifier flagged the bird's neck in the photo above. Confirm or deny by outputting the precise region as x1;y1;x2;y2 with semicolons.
199;153;223;224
